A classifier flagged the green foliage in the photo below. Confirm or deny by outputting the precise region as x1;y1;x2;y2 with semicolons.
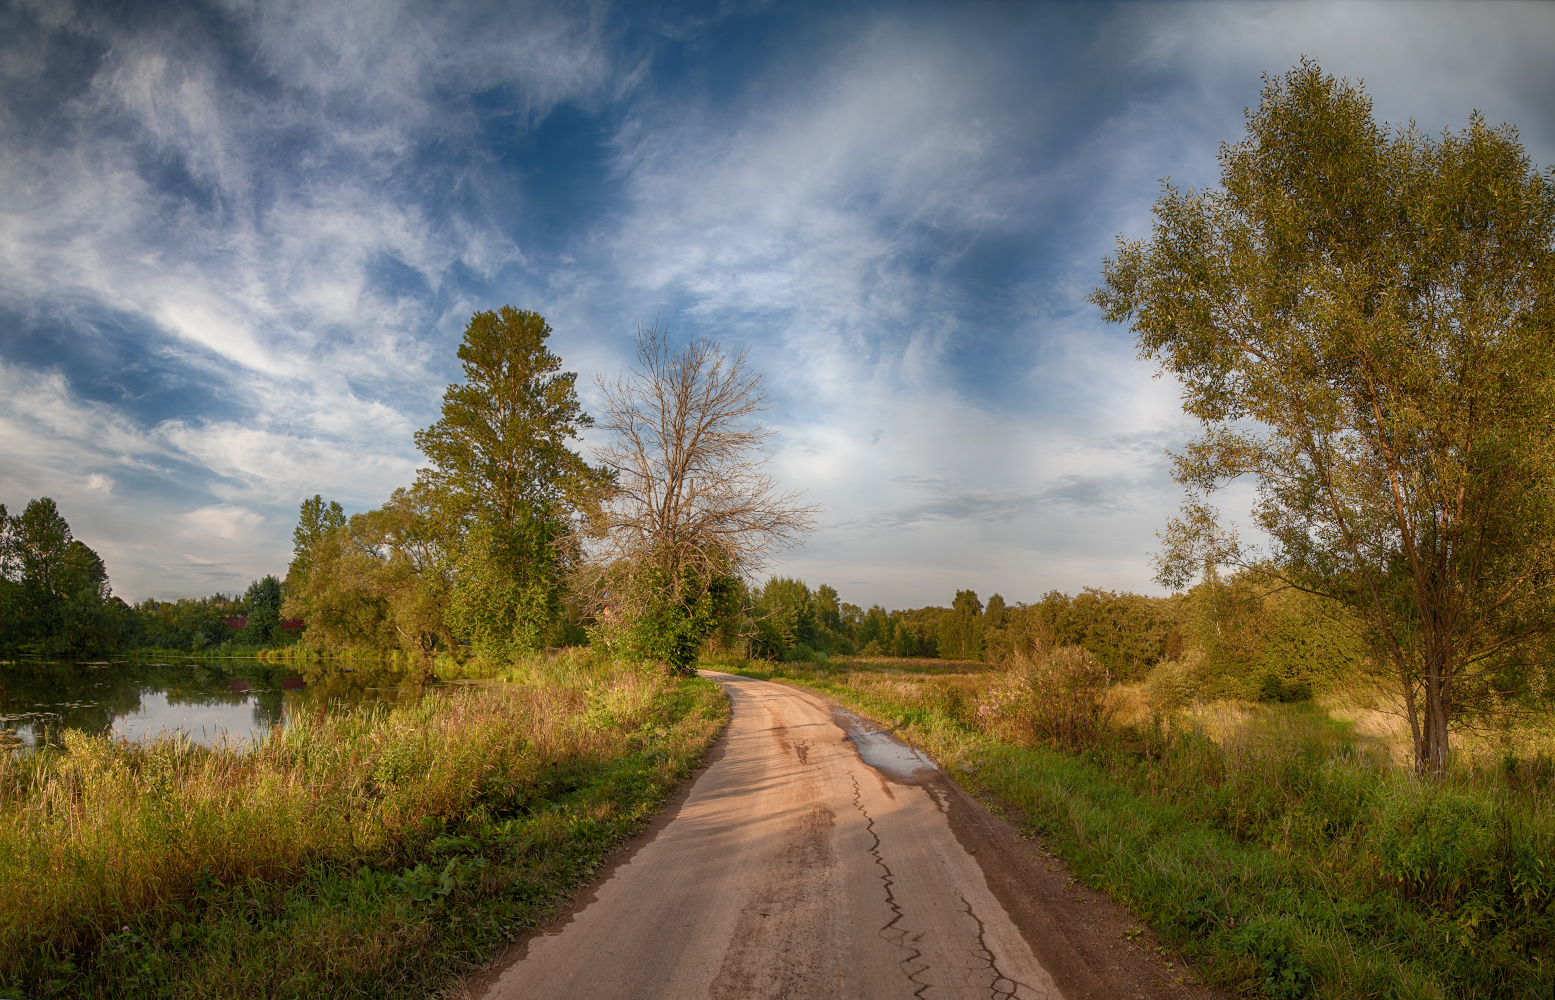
278;307;608;667
938;589;984;661
0;498;131;656
1180;570;1367;702
360;306;606;665
414;306;607;529
447;520;557;661
748;576;818;659
131;597;239;652
854;603;897;655
983;592;1006;630
1038;589;1171;678
284;489;456;656
971;588;1179;676
625;570;740;672
286;495;345;586
728;573;1363;707
238;576;283;644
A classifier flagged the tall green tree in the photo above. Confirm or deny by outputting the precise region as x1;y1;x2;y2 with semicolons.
282;494;347;643
415;307;605;527
1091;61;1555;776
415;307;608;658
0;504;17;649
241;575;285;643
288;494;346;584
3;498;127;654
939;589;983;661
13;497;74;601
814;584;842;632
856;604;895;654
811;583;855;654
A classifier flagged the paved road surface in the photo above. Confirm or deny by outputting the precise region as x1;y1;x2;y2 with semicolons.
481;670;1063;1000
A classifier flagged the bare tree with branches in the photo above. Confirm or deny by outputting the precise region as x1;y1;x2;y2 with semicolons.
582;325;818;667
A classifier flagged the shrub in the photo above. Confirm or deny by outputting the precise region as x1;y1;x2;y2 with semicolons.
978;646;1113;749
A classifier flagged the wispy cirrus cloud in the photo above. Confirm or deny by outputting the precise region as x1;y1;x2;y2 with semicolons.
0;0;1550;606
837;472;1144;533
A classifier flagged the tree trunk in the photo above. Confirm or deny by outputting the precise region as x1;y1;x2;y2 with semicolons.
1401;662;1424;774
1420;644;1451;779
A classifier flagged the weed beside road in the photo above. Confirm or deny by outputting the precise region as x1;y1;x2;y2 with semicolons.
0;654;727;999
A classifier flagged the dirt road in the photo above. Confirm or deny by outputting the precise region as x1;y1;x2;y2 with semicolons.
476;671;1210;1000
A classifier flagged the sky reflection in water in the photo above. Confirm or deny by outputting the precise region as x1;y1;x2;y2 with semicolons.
105;690;286;747
0;660;362;751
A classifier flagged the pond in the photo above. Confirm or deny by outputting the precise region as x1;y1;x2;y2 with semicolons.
0;659;408;751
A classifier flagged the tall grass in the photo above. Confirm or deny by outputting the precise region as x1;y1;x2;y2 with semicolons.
737;654;1555;1000
0;654;726;997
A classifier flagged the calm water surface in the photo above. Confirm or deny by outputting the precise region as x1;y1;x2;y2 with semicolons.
0;659;400;750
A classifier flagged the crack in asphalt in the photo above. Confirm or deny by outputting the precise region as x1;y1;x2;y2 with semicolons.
849;769;931;998
961;894;1034;1000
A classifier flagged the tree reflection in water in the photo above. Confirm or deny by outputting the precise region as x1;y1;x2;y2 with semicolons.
0;659;388;750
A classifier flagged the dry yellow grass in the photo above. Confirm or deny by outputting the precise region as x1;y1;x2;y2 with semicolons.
0;659;680;977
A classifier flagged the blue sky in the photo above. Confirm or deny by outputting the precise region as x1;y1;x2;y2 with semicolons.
2;0;1552;607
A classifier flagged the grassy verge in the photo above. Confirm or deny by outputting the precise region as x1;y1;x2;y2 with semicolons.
116;644;387;663
0;654;727;998
729;660;1554;1000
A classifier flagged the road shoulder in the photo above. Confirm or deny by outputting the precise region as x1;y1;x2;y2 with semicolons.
450;695;735;1000
936;773;1227;999
797;677;1232;1000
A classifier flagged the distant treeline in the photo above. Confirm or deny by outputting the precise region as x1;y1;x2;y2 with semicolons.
0;497;290;657
1;493;1366;703
749;570;1366;703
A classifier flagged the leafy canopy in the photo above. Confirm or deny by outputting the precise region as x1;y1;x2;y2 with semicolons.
415;306;606;527
1090;60;1555;775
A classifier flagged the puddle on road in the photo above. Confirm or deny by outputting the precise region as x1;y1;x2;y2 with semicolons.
831;707;938;782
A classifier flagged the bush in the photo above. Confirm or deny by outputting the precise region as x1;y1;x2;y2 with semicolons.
978;646;1113;749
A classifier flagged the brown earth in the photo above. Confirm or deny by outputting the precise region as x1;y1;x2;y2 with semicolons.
461;671;1227;1000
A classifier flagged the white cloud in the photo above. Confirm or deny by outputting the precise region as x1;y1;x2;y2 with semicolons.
158;421;419;505
591;16;1201;604
582;2;1555;607
0;1;623;598
181;503;266;543
0;0;619;437
0;357;417;599
1;0;1550;608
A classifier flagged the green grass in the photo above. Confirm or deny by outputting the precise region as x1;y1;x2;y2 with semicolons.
730;660;1555;1000
0;654;727;998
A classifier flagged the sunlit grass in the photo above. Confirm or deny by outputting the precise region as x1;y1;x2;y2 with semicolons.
733;656;1555;1000
0;653;727;997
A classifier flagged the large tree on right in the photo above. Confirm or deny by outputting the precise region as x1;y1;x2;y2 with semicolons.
1091;61;1555;778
